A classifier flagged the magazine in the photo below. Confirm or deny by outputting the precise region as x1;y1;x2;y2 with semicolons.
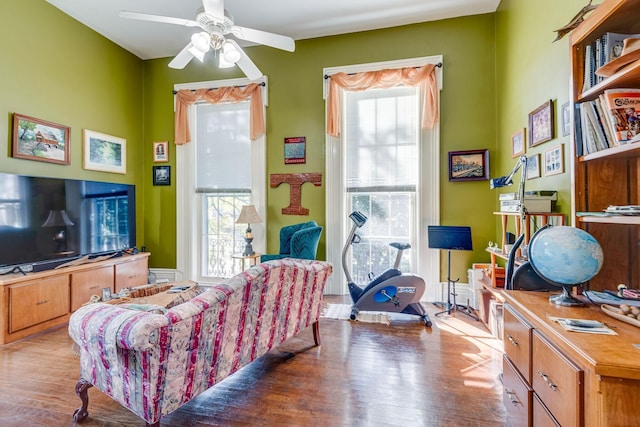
601;89;640;144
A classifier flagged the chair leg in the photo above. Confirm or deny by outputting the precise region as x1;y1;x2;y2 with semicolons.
312;320;321;346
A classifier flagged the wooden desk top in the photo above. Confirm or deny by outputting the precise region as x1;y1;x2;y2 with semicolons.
501;290;640;380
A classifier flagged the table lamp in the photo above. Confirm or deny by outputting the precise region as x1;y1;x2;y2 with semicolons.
42;209;75;253
236;205;262;256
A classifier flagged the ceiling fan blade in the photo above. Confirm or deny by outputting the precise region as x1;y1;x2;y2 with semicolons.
202;0;225;19
119;11;199;27
231;26;295;52
168;43;195;69
227;40;263;80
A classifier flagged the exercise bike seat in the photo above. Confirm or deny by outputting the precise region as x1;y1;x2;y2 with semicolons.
362;268;402;293
389;242;411;251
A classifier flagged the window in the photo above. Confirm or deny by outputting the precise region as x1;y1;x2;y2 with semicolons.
176;78;266;283
324;58;441;297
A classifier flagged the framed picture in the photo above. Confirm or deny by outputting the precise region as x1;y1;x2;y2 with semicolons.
511;128;526;158
544;144;564;176
561;102;571;137
153;165;171;186
526;154;541;179
12;113;71;165
528;100;554;147
101;287;112;302
448;149;489;182
153;141;169;162
284;136;306;164
83;129;126;174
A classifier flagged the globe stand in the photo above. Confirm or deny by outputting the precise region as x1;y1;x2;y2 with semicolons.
549;286;584;307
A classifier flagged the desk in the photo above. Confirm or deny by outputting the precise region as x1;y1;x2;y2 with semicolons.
232;253;261;270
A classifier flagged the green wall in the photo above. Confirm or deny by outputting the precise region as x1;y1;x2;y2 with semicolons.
494;0;589;233
0;0;145;244
143;15;497;282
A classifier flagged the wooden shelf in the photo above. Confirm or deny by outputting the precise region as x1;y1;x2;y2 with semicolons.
577;140;640;162
577;214;640;225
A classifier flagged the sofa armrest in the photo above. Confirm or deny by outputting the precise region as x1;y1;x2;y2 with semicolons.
69;304;170;352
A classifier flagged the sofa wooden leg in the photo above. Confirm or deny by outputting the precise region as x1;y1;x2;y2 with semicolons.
312;320;321;346
73;378;92;423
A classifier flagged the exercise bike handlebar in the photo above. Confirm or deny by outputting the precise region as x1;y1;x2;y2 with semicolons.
342;211;368;283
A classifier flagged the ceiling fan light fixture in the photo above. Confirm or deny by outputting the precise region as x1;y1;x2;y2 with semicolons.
191;32;211;53
218;52;235;68
222;41;241;64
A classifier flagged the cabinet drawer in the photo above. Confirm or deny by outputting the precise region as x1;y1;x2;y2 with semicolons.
71;265;114;311
532;330;583;427
503;304;532;383
533;394;559;427
115;258;148;292
503;354;532;427
9;275;69;333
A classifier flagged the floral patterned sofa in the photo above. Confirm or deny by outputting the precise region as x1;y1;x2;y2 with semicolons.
68;258;333;426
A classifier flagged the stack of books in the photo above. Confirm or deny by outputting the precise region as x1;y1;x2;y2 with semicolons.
582;32;640;92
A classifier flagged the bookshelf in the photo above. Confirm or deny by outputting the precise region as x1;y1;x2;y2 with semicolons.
570;0;640;290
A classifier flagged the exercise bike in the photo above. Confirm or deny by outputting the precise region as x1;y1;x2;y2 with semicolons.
342;211;432;327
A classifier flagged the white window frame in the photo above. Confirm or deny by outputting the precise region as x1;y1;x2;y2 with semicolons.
175;77;267;283
323;56;442;299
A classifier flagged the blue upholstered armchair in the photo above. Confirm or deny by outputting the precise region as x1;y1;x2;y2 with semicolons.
261;221;323;262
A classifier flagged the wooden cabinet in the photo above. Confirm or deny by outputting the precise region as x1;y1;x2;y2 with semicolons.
570;0;640;290
115;257;148;293
502;290;640;426
9;275;69;333
70;266;115;312
0;253;149;344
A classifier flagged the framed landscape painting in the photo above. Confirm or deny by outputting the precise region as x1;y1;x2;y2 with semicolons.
83;129;126;174
12;113;70;165
448;149;489;182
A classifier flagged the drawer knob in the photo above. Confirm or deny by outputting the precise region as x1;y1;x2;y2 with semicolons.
506;335;519;346
35;299;49;305
505;389;521;406
537;369;558;391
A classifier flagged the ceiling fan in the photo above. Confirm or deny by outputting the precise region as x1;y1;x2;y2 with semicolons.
119;0;295;80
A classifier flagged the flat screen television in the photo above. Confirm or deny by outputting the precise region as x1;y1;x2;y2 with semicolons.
0;172;136;273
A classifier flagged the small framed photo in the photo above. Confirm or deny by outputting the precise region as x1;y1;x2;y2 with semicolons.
448;149;489;182
511;128;526;158
284;136;306;164
83;129;126;174
101;287;112;302
544;144;564;176
153;141;169;162
12;113;71;165
561;102;571;137
153;165;171;186
526;154;541;180
528;100;554;147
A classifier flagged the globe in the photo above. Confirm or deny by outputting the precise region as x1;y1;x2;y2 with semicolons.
528;226;603;306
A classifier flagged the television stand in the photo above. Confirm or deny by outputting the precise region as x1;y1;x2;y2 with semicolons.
0;252;150;344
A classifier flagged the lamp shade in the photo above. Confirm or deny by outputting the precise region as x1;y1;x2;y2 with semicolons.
236;205;262;224
42;209;74;227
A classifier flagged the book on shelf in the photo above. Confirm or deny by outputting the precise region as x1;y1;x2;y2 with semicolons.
582;33;640;92
602;88;640;144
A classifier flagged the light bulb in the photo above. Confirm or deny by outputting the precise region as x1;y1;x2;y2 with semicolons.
222;41;241;64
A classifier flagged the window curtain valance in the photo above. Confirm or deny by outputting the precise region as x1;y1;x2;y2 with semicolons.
174;82;265;145
326;64;439;137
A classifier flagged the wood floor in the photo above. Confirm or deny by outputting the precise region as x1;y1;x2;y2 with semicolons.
0;296;506;426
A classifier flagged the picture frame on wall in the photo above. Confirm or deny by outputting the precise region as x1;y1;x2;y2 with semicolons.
83;129;126;174
153;165;171;186
284;136;306;164
528;100;554;147
526;153;541;179
448;149;489;182
511;128;526;158
561;102;571;137
153;141;169;162
12;113;71;165
544;144;564;176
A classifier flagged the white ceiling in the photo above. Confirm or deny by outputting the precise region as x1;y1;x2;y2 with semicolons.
46;0;500;60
